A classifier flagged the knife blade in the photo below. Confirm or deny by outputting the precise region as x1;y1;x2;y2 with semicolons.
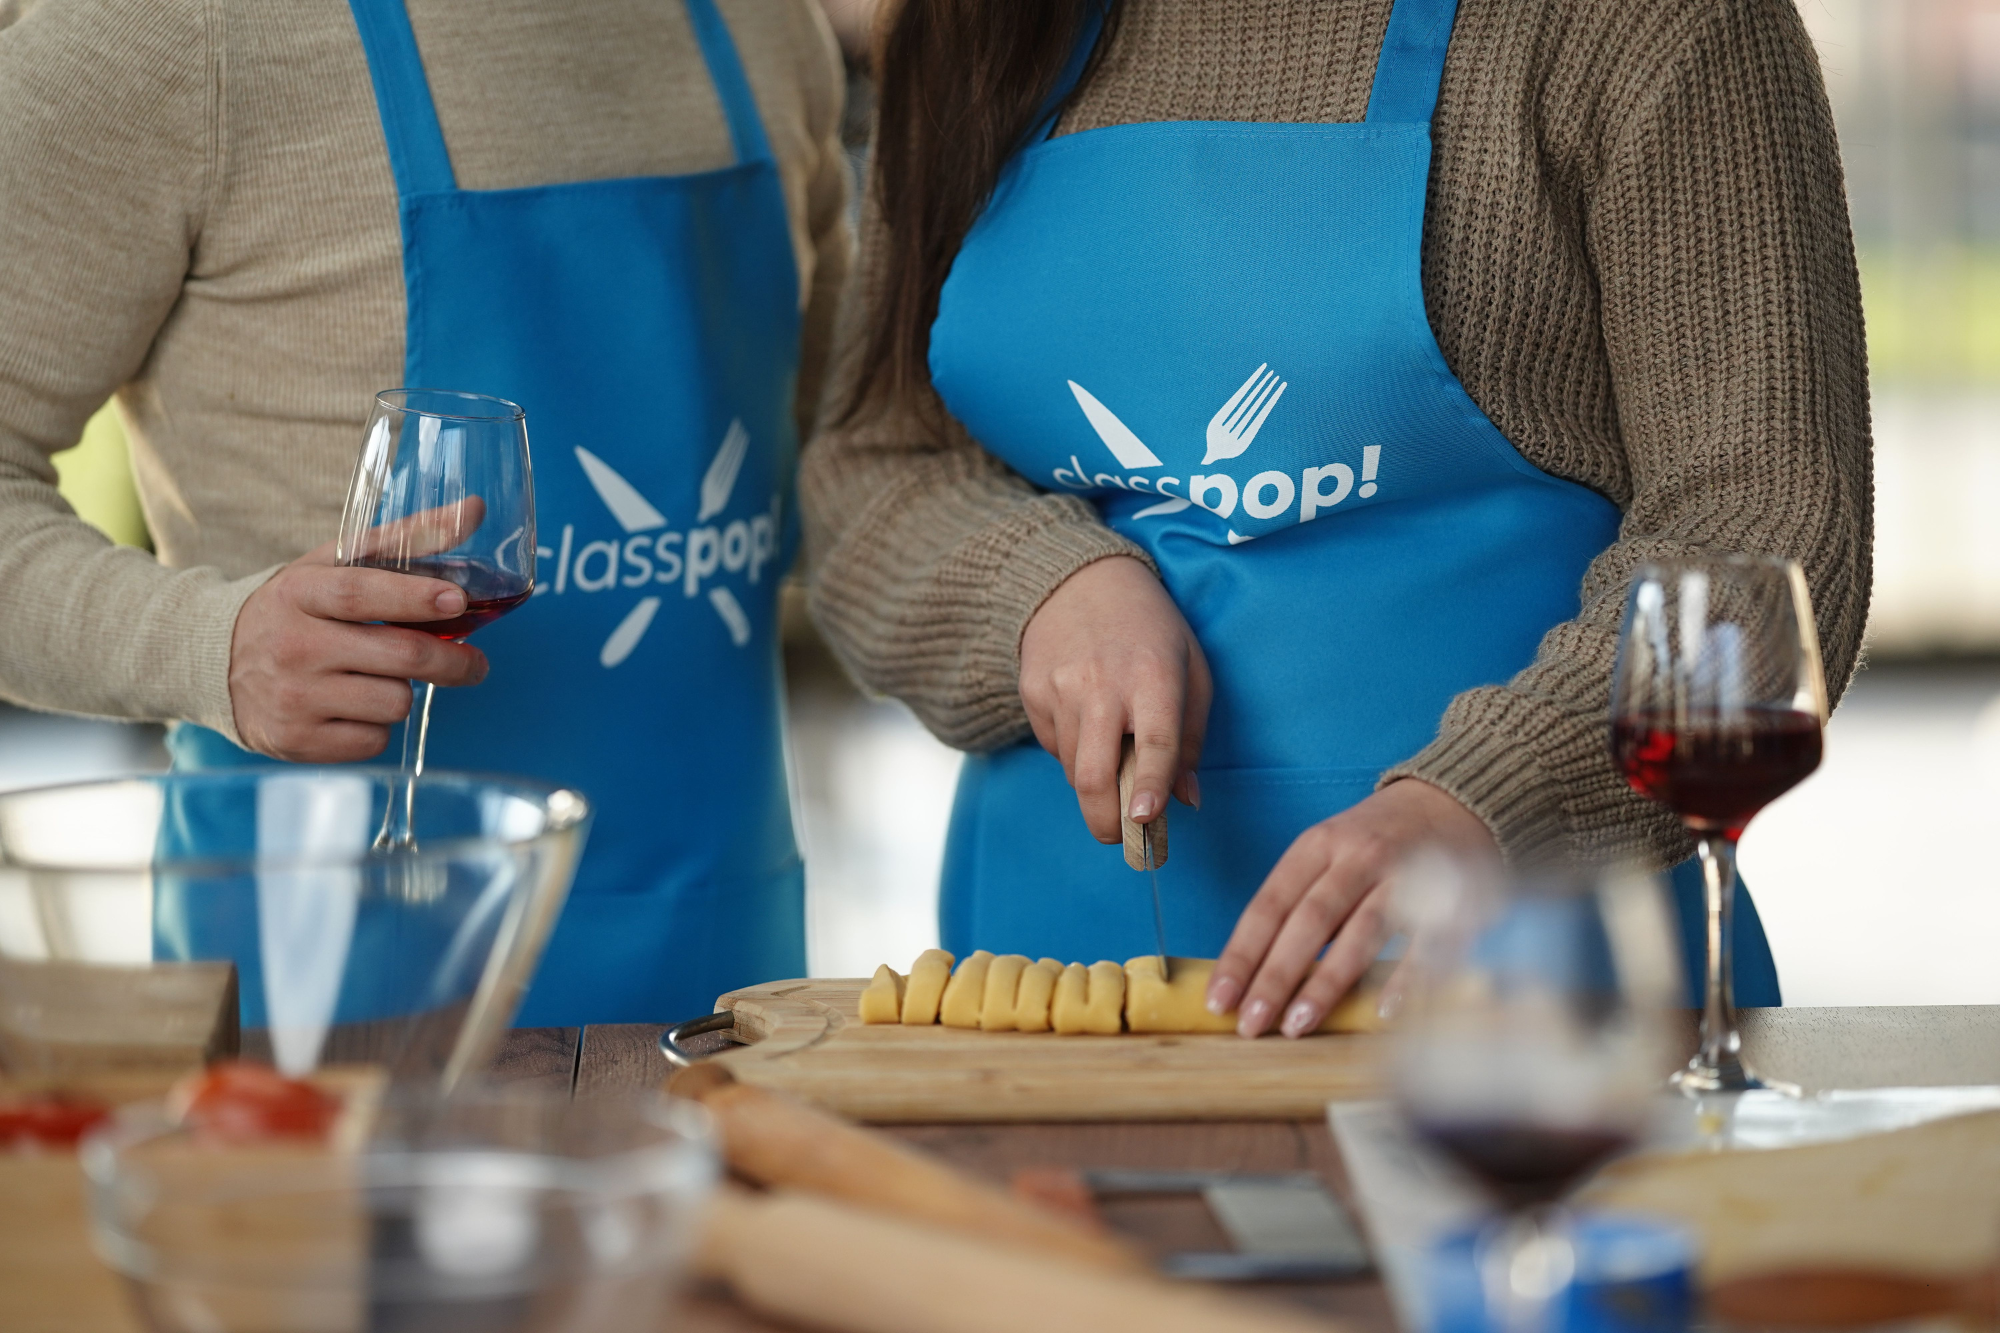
1119;737;1171;983
1142;820;1170;984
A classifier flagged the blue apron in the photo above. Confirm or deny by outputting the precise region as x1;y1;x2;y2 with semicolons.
166;0;806;1026
926;0;1778;1006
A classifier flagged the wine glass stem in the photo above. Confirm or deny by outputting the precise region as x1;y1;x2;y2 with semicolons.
401;679;437;838
1677;830;1769;1094
376;679;435;850
1697;833;1738;1064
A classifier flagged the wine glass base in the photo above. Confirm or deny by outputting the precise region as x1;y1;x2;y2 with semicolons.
1670;1058;1800;1098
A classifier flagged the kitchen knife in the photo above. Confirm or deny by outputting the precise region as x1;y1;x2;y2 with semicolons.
1118;737;1171;982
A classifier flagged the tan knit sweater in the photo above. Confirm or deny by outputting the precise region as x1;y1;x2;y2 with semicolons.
802;0;1873;868
0;0;849;743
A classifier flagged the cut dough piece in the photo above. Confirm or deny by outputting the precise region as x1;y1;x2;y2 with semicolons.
901;949;956;1026
980;955;1032;1031
1050;962;1091;1035
1123;957;1232;1033
1123;957;1389;1034
858;965;906;1024
1083;961;1125;1035
1320;961;1392;1034
939;951;994;1029
1014;958;1063;1033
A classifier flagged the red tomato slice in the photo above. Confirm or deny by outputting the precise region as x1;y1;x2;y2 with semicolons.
0;1094;111;1151
171;1060;340;1142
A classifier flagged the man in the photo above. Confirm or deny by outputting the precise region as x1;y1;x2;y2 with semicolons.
0;0;851;1023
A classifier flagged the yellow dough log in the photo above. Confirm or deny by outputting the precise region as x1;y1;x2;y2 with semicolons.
1050;962;1091;1035
939;951;994;1029
1124;957;1387;1034
1014;958;1063;1033
901;949;956;1026
858;965;906;1024
980;955;1032;1031
1083;961;1125;1035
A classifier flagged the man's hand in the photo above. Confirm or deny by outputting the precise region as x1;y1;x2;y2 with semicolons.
228;540;489;762
1018;555;1211;841
1206;779;1500;1038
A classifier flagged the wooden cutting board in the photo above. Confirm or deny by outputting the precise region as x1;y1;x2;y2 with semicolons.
1581;1108;2000;1281
706;978;1389;1122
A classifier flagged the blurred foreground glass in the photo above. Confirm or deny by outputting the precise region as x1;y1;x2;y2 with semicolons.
338;390;535;850
1394;859;1680;1333
0;770;587;1090
84;1087;714;1333
1609;556;1827;1094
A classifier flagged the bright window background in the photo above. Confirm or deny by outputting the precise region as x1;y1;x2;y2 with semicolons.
5;1;1996;1001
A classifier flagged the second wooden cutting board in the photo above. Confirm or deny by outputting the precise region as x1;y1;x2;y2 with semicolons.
704;978;1388;1122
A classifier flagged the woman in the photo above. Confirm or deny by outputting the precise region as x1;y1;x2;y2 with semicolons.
805;0;1871;1035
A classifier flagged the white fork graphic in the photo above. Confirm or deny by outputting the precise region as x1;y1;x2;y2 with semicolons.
1202;364;1287;464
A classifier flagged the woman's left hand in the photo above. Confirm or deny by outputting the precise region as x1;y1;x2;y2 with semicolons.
1205;779;1499;1038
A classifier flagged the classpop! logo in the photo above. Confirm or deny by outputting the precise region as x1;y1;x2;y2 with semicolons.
1052;364;1380;543
532;420;779;668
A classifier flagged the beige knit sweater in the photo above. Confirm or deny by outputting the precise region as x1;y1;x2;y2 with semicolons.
0;0;849;743
802;0;1873;868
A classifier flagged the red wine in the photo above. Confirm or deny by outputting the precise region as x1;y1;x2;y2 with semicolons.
1611;708;1822;838
1415;1120;1633;1209
357;557;531;641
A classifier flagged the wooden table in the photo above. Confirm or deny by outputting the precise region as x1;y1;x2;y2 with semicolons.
488;1006;2000;1333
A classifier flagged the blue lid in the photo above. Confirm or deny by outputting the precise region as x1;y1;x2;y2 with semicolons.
1425;1213;1696;1333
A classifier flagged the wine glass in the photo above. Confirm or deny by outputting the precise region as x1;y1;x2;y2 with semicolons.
338;389;535;848
1609;555;1828;1095
1394;858;1680;1333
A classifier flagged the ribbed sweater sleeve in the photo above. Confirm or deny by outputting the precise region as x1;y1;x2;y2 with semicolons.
0;0;267;735
1382;0;1872;866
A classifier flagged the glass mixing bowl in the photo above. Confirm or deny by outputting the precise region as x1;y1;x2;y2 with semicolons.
0;769;589;1089
83;1087;715;1333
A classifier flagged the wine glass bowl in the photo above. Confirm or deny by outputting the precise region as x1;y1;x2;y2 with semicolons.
1609;555;1828;1094
337;389;536;629
1393;859;1680;1333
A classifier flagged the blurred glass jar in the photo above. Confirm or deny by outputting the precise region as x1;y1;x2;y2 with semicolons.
83;1087;715;1333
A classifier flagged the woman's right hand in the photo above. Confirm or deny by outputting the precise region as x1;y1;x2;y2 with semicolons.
1018;555;1211;842
227;540;488;763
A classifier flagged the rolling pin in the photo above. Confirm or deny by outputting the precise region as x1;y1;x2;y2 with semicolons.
670;1063;1142;1271
700;1186;1345;1333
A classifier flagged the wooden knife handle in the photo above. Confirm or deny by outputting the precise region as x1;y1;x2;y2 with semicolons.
701;1187;1340;1333
1117;736;1168;871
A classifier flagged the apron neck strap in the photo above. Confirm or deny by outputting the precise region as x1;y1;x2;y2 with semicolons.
1364;0;1462;125
684;0;774;166
347;0;457;195
345;0;775;198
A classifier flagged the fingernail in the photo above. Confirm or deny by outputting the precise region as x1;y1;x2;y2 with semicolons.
436;588;466;614
1129;791;1157;821
1206;975;1241;1015
1238;997;1272;1038
1377;989;1404;1022
1187;772;1202;810
1281;1001;1318;1039
471;654;489;684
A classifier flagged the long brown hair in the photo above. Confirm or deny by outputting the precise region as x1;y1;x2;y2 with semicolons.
839;1;1124;423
